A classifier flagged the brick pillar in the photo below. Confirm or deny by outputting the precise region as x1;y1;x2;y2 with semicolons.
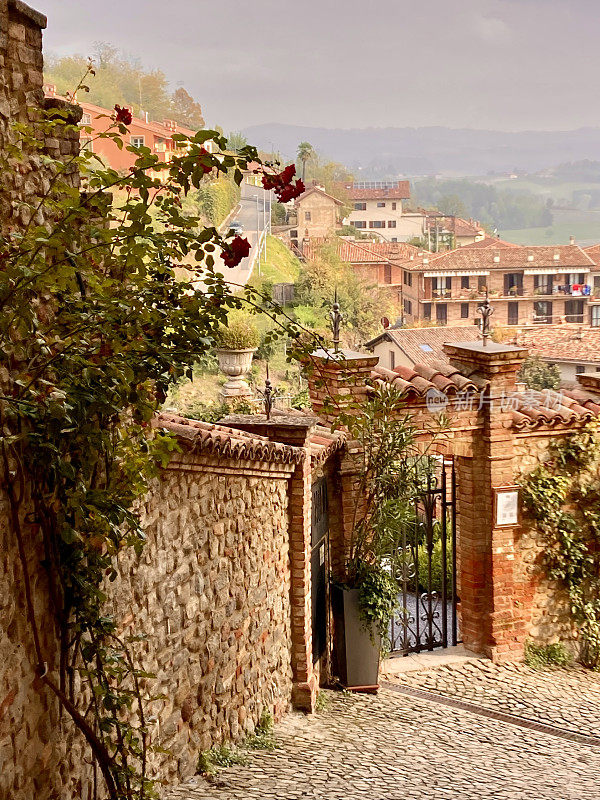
219;414;319;711
306;348;379;426
305;349;379;580
443;342;529;662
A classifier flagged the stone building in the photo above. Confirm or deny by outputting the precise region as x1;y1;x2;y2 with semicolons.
290;185;344;245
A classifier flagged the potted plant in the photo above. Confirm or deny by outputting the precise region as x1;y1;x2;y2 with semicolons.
331;382;438;690
215;313;260;398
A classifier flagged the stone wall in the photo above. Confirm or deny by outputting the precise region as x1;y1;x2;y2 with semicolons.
513;433;575;649
116;456;294;784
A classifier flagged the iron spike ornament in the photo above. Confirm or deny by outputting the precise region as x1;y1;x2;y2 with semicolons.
329;289;344;353
477;289;494;346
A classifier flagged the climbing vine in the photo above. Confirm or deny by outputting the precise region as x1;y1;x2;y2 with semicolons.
521;421;600;668
0;66;306;799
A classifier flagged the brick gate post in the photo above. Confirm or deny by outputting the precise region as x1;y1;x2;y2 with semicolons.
444;342;529;661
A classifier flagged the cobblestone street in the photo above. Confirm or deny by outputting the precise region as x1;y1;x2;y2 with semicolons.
167;661;600;800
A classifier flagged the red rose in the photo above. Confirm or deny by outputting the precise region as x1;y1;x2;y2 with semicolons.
114;105;133;126
221;236;251;268
261;164;304;203
198;147;213;175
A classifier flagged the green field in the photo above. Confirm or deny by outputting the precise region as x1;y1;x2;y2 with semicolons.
501;210;600;246
249;235;301;287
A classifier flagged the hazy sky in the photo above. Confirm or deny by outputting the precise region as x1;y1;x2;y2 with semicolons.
36;0;599;133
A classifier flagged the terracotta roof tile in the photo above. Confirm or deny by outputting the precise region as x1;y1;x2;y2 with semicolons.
338;181;411;200
302;238;420;265
403;244;595;272
365;326;482;367
155;413;304;464
511;325;600;365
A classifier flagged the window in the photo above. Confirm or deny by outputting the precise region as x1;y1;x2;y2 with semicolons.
403;270;412;287
384;264;392;284
534;275;552;295
353;220;367;229
389;350;395;370
478;275;487;291
81;112;91;125
419;344;434;353
80;137;93;152
130;135;145;148
461;276;470;289
436;304;447;324
369;221;386;228
591;305;600;327
403;298;412;315
432;277;451;298
508;301;519;325
575;365;585;375
391;202;397;211
534;301;553;323
391;238;398;242
387;220;397;228
504;272;523;296
565;299;584;323
461;303;469;319
377;202;386;208
304;211;312;221
354;202;366;211
423;303;432;320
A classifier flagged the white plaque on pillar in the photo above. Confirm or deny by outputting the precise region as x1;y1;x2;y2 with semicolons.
494;487;519;527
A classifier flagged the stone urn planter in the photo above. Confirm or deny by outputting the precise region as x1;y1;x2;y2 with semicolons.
332;585;381;692
217;347;256;398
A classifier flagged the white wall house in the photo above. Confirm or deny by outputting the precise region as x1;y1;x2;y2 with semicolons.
343;181;411;242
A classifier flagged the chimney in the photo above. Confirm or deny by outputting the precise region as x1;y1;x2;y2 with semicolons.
570;235;575;245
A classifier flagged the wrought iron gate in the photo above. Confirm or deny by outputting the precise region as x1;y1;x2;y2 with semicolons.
389;457;459;655
311;478;328;664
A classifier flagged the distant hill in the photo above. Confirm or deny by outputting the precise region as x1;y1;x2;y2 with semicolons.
241;124;600;177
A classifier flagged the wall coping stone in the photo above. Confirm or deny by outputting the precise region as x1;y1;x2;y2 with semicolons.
8;0;46;28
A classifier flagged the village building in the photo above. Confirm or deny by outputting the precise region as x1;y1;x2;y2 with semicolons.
390;243;599;327
43;83;207;179
511;325;600;382
364;325;481;371
341;180;411;240
289;185;344;247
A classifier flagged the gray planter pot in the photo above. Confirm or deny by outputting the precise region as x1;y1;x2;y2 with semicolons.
332;586;381;691
216;347;256;398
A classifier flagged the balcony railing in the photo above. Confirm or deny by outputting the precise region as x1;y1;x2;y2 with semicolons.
432;289;452;299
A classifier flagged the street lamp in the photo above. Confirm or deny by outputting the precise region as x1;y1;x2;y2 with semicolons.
252;193;261;276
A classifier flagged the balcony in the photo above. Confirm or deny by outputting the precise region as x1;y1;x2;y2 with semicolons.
432;289;452;299
533;285;591;297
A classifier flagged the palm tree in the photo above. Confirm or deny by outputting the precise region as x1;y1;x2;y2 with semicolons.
297;141;316;182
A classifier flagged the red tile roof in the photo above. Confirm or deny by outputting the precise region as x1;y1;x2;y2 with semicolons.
295;186;344;207
425;216;483;238
369;358;600;429
338;181;411;200
460;236;519;249
584;244;600;265
402;244;596;272
302;238;421;264
365;326;483;366
510;325;600;364
155;413;304;464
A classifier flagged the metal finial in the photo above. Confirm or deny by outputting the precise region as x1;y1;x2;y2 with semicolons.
259;363;275;420
329;288;344;353
477;288;494;346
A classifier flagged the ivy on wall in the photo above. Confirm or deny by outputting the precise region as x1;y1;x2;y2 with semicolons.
521;421;600;668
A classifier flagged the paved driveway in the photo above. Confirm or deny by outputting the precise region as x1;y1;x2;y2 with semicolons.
167;662;600;800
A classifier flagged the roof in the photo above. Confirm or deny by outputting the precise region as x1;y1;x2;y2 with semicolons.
302;237;421;264
460;236;519;249
511;325;600;365
43;93;198;140
365;326;482;366
295;186;344;207
369;361;600;430
584;244;600;265
426;216;483;238
401;244;596;272
154;413;304;465
338;181;411;200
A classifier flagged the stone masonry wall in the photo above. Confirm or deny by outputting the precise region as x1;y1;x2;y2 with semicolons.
115;460;294;785
513;433;576;650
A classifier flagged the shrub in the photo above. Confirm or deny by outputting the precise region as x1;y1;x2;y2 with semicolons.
417;537;453;594
524;641;572;669
216;313;260;349
244;709;276;751
197;745;247;775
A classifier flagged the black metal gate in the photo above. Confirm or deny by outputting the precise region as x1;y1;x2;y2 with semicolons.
389;457;459;655
311;478;328;664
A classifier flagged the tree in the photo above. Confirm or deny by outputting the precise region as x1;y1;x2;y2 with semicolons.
518;356;561;390
297;141;316;182
227;130;248;153
437;193;468;218
1;75;306;798
171;86;205;129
